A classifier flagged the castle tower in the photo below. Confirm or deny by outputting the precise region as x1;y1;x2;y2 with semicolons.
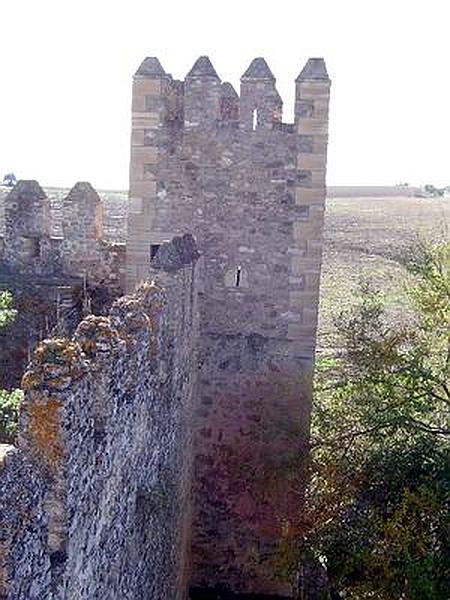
61;182;103;274
3;180;50;267
126;55;331;597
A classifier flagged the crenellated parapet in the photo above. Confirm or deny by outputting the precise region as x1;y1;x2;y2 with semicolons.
0;180;126;389
128;54;304;137
126;55;330;292
1;180;124;284
0;234;200;599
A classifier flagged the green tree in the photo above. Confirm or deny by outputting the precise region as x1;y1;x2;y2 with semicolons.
0;290;17;328
306;241;450;599
0;291;21;443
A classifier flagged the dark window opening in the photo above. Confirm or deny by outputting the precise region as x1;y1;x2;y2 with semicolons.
296;205;310;220
296;169;312;186
31;238;40;258
235;266;242;287
150;244;161;260
22;236;40;258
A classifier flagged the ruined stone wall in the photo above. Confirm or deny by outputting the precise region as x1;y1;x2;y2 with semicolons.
127;56;331;596
0;181;125;388
0;237;199;599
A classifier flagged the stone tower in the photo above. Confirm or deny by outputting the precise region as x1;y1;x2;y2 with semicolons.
3;180;50;267
60;181;103;275
126;55;331;596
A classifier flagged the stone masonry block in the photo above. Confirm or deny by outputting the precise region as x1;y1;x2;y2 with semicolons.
306;272;321;289
131;146;158;163
289;290;306;307
297;153;327;170
131;129;145;146
290;255;322;276
313;134;328;154
308;240;324;256
132;77;162;96
297;81;330;100
129;180;157;198
296;119;329;135
295;188;326;205
311;99;330;120
293;220;324;241
131;113;161;128
129;197;143;214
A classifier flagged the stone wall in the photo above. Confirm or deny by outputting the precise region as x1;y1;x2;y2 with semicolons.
0;181;125;388
0;235;199;599
126;55;331;596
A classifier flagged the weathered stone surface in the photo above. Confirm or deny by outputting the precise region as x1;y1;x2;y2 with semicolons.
151;233;200;271
0;252;199;599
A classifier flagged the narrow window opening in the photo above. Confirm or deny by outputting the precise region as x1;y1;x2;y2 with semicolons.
22;237;40;258
252;108;258;131
225;266;248;289
235;266;242;287
31;238;40;258
150;244;161;260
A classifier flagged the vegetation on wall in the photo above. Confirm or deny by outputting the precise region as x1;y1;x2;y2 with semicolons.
0;291;21;443
276;241;449;599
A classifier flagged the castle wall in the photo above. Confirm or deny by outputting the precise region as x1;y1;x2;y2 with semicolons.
0;238;199;599
127;56;331;595
0;182;125;389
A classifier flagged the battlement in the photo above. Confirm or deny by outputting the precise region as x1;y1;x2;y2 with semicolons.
131;55;329;133
1;180;124;280
0;181;125;389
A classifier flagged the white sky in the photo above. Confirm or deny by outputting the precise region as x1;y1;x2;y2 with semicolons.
0;0;448;190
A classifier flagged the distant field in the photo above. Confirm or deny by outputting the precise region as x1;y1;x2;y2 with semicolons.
318;195;449;351
1;187;448;350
